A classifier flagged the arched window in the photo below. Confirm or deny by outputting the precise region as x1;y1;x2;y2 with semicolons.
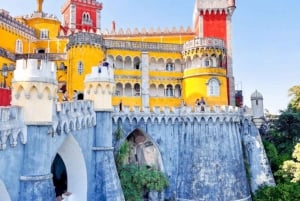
77;61;84;75
82;12;91;25
15;39;23;53
134;83;140;96
207;78;220;96
166;62;174;71
166;85;173;97
40;29;49;39
204;58;210;67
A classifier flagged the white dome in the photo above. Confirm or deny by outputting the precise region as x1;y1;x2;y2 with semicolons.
251;90;263;100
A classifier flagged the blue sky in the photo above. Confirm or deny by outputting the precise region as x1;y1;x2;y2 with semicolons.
2;0;300;114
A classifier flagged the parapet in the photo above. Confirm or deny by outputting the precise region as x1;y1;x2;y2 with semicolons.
13;59;57;84
182;37;225;52
102;26;193;36
112;105;242;124
56;100;96;135
0;106;27;150
85;66;114;83
0;10;36;38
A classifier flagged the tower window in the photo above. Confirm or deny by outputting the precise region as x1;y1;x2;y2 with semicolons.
82;12;92;25
78;61;84;75
207;78;220;96
15;39;23;53
40;29;49;39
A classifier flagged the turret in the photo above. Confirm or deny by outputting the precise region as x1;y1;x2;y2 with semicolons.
251;90;264;118
11;59;57;125
251;90;265;128
66;32;105;93
84;64;115;111
182;37;228;106
192;0;236;105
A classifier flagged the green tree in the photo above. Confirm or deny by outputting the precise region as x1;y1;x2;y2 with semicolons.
282;143;300;183
288;85;300;110
115;141;169;201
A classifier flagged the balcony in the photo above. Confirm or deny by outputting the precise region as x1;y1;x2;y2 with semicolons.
182;37;225;53
15;53;67;61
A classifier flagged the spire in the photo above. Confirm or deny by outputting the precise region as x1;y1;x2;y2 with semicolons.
37;0;44;13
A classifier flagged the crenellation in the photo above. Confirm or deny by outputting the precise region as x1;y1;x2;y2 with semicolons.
13;59;57;84
0;11;36;37
112;105;241;124
0;106;27;150
56;100;96;135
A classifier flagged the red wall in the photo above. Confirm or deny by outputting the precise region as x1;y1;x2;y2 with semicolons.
203;12;227;45
0;88;11;106
76;5;98;31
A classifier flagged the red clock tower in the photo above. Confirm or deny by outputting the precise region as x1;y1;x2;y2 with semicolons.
193;0;236;105
61;0;103;32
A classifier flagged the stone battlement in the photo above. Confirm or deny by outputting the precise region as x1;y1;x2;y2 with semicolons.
0;10;36;38
13;59;57;84
0;106;27;150
112;105;243;124
21;12;59;21
102;26;193;36
56;100;96;135
85;66;114;83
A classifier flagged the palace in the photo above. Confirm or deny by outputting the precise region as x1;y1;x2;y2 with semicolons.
0;0;238;108
0;1;275;201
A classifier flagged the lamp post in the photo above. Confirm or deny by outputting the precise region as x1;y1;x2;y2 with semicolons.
1;63;15;88
1;63;8;88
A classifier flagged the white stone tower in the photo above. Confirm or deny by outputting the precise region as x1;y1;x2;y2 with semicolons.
251;90;264;118
11;59;57;125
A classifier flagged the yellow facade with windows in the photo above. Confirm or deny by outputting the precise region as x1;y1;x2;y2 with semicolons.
0;1;233;108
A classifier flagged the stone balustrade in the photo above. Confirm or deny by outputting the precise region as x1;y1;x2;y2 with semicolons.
15;53;67;61
183;37;225;52
0;106;27;150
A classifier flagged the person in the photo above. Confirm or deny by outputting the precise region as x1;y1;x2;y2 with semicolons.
199;97;206;105
195;99;200;106
119;100;122;112
102;58;109;67
98;61;102;73
62;90;68;101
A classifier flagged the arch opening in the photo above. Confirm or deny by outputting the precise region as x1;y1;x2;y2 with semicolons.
52;134;88;201
0;180;11;201
119;128;166;200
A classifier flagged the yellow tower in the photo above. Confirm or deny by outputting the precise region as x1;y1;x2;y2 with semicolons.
182;37;228;106
66;33;106;96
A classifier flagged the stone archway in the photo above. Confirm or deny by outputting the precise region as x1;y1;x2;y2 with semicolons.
0;179;11;201
126;129;164;171
124;128;165;201
54;134;88;201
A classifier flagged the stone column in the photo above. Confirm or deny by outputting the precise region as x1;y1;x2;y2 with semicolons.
18;126;56;201
226;13;236;106
84;66;125;201
141;52;149;108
